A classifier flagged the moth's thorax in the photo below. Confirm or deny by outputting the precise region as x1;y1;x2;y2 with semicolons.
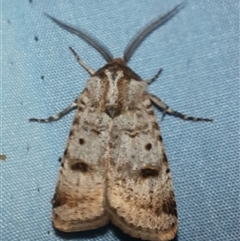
86;59;148;118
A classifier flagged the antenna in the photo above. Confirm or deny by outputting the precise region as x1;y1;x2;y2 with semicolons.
123;2;186;63
45;13;114;63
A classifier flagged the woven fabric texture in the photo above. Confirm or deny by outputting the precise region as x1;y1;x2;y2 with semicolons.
1;1;239;241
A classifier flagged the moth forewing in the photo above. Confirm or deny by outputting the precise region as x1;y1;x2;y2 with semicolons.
51;89;110;231
105;79;177;241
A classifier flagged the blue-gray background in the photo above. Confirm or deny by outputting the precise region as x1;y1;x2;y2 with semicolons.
1;0;239;240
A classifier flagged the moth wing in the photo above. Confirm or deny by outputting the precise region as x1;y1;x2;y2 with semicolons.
106;95;178;241
52;89;111;232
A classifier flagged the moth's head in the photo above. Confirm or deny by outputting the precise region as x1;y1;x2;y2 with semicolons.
110;58;127;66
93;58;142;81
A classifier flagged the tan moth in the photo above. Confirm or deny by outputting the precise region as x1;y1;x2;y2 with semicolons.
30;3;212;241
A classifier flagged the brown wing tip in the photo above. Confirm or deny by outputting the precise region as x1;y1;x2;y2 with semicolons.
107;203;178;241
52;210;109;232
158;221;178;241
110;217;178;241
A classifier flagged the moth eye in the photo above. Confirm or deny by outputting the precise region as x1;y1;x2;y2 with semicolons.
141;168;159;178
145;143;152;151
71;161;89;172
79;138;85;145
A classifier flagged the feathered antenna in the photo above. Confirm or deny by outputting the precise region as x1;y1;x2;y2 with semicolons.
45;2;185;64
123;2;186;63
44;13;114;63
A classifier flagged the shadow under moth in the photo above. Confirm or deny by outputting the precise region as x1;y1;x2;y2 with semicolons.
30;3;212;241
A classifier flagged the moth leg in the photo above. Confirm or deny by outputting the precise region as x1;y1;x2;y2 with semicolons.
148;93;213;122
145;68;162;85
29;99;78;123
69;47;95;75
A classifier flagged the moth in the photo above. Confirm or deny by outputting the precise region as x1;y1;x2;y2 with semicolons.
30;3;212;241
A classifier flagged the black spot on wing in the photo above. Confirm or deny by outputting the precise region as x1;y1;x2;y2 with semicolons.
145;143;152;151
141;168;159;178
70;161;89;172
79;138;85;145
